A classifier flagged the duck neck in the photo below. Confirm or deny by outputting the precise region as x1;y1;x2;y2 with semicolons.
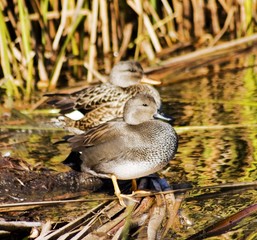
124;110;153;125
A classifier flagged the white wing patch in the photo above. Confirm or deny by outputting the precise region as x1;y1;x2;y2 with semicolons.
65;110;85;120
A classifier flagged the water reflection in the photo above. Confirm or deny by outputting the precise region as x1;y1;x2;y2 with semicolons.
159;59;257;186
172;128;256;186
0;129;70;172
158;56;257;238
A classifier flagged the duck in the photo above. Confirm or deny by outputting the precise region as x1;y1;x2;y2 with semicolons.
45;61;163;133
65;94;178;206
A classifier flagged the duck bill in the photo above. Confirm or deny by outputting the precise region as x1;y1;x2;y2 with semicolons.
141;75;162;85
154;112;174;122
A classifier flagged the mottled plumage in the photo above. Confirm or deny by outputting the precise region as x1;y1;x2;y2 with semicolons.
65;94;178;206
45;61;161;132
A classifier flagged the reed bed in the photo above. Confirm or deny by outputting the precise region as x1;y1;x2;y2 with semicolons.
0;0;257;104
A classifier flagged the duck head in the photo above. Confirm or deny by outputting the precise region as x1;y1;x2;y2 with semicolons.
109;61;161;88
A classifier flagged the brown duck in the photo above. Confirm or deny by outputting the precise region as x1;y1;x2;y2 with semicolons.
45;61;162;132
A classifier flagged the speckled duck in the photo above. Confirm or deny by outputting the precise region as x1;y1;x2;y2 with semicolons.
65;94;178;206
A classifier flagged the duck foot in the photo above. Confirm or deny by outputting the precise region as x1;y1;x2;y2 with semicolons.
118;193;139;207
118;190;151;206
111;175;140;207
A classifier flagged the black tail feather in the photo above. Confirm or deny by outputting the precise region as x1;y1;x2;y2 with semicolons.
63;151;82;172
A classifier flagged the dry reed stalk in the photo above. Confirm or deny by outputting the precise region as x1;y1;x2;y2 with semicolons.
129;0;162;53
191;0;205;38
155;18;175;47
37;52;49;91
83;11;90;53
48;6;85;90
36;221;52;240
144;1;166;34
145;33;257;74
210;7;235;46
140;37;156;61
30;0;51;48
52;0;68;50
143;13;162;53
100;0;111;73
207;0;221;35
147;195;167;240
36;201;110;240
144;2;175;48
38;1;53;54
162;193;185;236
182;0;192;41
4;1;19;37
144;1;172;49
0;221;41;231
114;0;122;40
115;23;133;62
225;0;236;36
28;9;90;21
161;0;176;41
48;2;57;47
236;1;247;37
110;2;119;59
218;0;230;13
70;0;85;78
132;0;143;60
173;0;185;42
87;0;98;83
48;56;65;91
83;62;108;83
71;0;85;23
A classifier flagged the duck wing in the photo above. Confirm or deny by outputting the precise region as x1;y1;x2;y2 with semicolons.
67;119;124;151
45;83;124;115
71;102;124;130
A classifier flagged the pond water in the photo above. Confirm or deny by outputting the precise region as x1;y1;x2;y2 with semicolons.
1;53;257;238
159;53;257;239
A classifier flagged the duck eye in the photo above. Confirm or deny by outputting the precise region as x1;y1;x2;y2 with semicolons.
143;103;148;107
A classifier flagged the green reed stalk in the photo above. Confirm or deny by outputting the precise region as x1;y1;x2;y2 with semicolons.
150;0;157;10
0;6;20;105
244;0;253;35
41;0;49;46
18;0;34;101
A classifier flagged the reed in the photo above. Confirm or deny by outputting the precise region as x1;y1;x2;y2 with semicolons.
0;0;257;104
0;4;21;106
